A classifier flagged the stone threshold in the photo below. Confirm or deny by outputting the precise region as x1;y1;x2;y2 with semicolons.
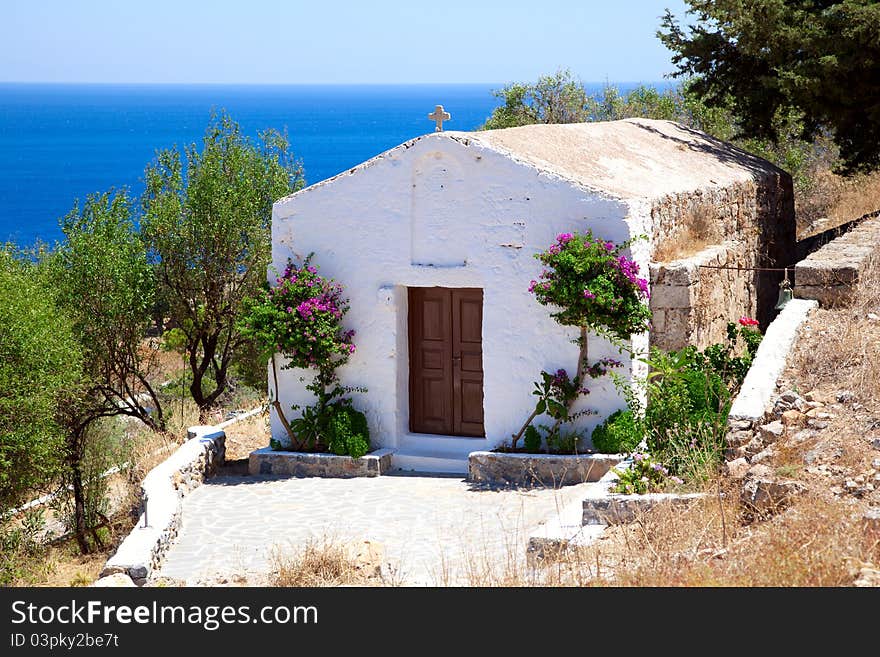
248;447;394;478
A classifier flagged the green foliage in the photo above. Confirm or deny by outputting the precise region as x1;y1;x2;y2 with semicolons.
531;231;651;341
51;189;163;430
591;409;644;455
611;452;683;495
523;425;542;453
0;248;83;512
51;418;130;551
142;110;304;411
659;1;880;174
326;403;370;459
481;69;593;129
240;255;367;453
638;320;763;482
512;231;649;452
240;255;355;372
287;399;370;458
0;509;50;586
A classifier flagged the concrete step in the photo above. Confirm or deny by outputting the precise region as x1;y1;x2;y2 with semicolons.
391;447;470;475
527;495;608;560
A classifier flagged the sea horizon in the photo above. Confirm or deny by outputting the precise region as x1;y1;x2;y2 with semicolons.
0;81;673;247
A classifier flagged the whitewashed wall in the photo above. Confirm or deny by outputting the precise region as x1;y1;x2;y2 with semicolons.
270;133;646;454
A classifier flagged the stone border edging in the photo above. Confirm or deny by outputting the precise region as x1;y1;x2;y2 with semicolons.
99;426;225;585
248;447;394;478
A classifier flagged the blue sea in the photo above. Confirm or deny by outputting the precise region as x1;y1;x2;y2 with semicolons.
0;82;667;247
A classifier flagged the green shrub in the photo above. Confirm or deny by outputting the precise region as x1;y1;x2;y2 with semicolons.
523;425;542;453
611;452;683;495
591;409;643;454
325;403;370;459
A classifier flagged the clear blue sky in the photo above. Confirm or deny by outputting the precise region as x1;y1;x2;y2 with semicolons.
2;0;690;84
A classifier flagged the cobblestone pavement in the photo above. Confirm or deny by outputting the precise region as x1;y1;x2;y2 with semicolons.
156;472;599;586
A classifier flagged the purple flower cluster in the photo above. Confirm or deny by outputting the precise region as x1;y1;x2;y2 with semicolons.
615;255;650;299
296;294;342;320
550;368;568;388
586;357;623;378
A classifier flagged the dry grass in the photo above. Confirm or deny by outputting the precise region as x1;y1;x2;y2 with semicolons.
798;170;880;238
653;202;721;262
789;258;880;402
222;408;271;461
269;538;388;587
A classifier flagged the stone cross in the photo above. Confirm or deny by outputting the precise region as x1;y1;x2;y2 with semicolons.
428;104;451;132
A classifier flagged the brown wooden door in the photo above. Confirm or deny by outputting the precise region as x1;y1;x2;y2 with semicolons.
409;287;484;437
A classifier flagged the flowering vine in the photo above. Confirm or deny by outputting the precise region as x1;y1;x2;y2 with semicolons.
239;254;358;450
511;231;652;451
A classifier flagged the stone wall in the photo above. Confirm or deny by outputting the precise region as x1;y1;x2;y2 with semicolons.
100;426;225;585
795;215;880;306
650;242;756;351
649;174;795;350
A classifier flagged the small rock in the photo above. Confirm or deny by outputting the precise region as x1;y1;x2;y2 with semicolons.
740;472;806;518
837;390;855;404
863;508;880;541
781;410;804;427
726;430;754;448
867;312;879;321
808;419;829;430
745;436;766;457
844;479;859;490
724;446;748;461
855;474;866;485
730;420;753;431
724;457;751;480
872;458;880;469
746;463;774;479
872;438;880;451
759;421;785;443
855;567;880;587
804;390;834;404
792;429;817;443
751;446;777;464
92;573;136;587
774;399;792;413
803;450;820;465
780;390;800;404
805;401;824;410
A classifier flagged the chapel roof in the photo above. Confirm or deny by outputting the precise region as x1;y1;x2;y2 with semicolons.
448;118;784;199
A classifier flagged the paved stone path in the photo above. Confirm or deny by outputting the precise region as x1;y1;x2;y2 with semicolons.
157;473;598;586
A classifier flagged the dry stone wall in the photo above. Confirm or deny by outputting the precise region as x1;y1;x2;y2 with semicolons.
795;215;880;306
648;173;795;350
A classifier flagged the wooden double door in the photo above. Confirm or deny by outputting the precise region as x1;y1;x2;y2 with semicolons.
408;287;485;437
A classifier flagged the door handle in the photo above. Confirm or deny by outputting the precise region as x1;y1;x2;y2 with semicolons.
452;356;461;367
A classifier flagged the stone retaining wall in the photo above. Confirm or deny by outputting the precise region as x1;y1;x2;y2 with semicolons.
248;447;394;478
649;174;795;348
582;492;705;525
467;451;623;488
650;241;756;350
100;426;225;585
795;215;880;306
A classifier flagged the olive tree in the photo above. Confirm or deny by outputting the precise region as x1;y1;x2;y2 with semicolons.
142;111;304;414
